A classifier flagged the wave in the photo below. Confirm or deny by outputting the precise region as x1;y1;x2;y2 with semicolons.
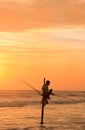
0;90;85;107
0;100;40;107
0;98;85;107
53;99;85;105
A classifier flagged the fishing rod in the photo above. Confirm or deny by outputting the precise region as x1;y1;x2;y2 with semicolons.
17;79;42;96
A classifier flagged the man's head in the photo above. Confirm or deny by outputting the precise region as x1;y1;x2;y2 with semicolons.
46;80;50;85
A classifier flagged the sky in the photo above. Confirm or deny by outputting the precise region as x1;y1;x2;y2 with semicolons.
0;0;85;90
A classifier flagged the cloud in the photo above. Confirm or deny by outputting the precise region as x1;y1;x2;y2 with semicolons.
0;28;85;65
0;28;85;54
0;0;37;7
0;0;85;31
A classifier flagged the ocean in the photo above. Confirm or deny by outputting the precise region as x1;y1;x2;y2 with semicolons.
0;90;85;130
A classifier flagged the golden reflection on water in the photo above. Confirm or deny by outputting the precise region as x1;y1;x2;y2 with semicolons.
0;90;85;130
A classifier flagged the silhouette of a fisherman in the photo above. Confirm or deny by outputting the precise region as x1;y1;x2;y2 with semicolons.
42;80;54;106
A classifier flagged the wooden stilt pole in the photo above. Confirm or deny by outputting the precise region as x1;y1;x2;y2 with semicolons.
40;78;45;124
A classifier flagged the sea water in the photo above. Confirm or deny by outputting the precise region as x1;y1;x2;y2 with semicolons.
0;90;85;130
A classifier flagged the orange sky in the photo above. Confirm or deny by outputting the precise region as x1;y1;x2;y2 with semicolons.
0;0;85;90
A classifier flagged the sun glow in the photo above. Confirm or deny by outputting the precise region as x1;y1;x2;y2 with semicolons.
0;53;6;79
0;62;4;78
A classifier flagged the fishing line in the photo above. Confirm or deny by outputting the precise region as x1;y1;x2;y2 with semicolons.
17;78;42;96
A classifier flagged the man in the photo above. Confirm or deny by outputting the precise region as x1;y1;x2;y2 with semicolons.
42;80;54;105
